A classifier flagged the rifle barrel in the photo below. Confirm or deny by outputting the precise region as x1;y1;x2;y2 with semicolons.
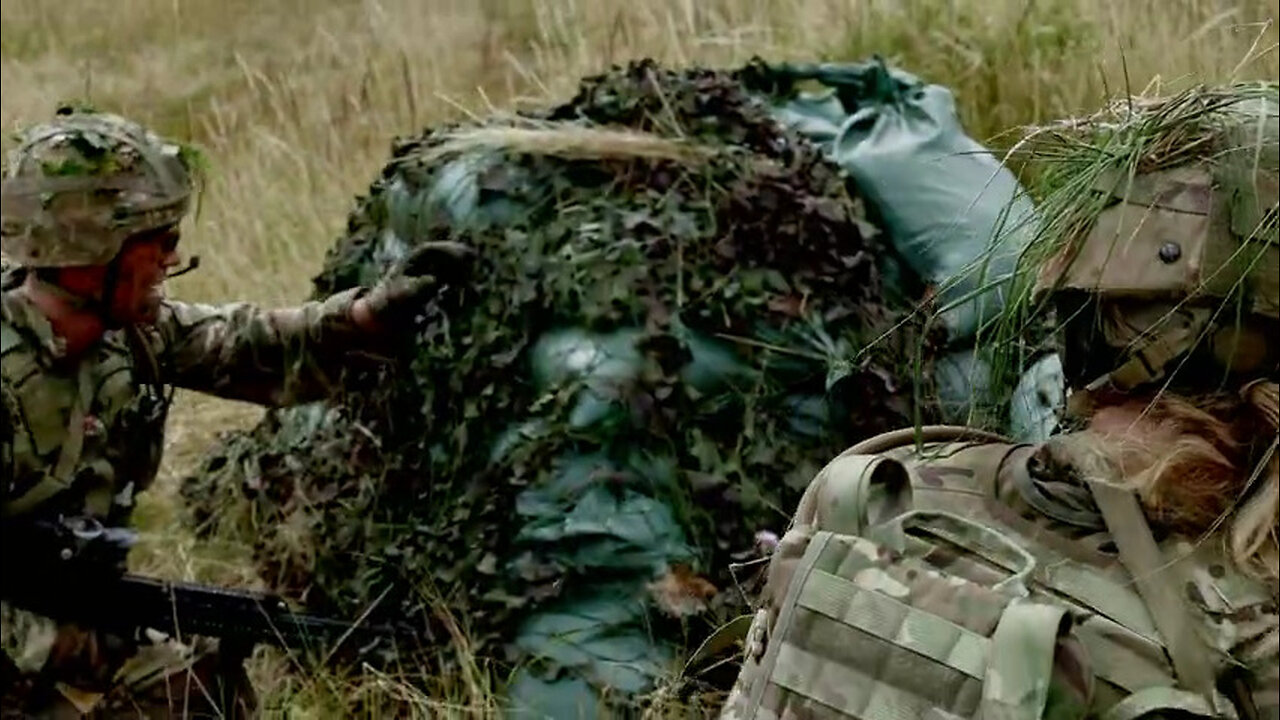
1;520;414;658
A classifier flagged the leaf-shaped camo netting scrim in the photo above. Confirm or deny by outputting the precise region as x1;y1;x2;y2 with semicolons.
181;59;947;714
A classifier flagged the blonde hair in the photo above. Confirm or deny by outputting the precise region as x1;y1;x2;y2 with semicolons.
1230;381;1279;584
1081;382;1279;585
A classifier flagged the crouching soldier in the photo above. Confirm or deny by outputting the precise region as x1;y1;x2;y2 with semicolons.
718;96;1278;719
0;108;470;718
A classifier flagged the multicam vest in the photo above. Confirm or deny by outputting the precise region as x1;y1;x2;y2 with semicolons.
720;426;1279;720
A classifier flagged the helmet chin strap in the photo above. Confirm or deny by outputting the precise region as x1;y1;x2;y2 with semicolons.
40;255;171;409
52;253;128;330
1085;308;1213;393
30;263;114;320
47;253;125;326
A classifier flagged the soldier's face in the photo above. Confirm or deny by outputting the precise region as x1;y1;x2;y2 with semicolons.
109;227;182;325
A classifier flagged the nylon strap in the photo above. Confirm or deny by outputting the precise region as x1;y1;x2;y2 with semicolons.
124;323;167;412
1;360;94;517
770;640;937;719
1098;686;1218;720
1092;310;1213;391
1070;619;1178;695
798;453;913;537
849;425;1013;455
980;602;1069;720
1086;480;1220;708
1009;466;1107;531
746;530;833;715
799;568;990;680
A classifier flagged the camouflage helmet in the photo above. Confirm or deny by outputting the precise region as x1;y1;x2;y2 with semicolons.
1;108;195;268
1033;100;1279;393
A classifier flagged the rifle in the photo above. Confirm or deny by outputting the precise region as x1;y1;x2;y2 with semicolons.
0;516;418;663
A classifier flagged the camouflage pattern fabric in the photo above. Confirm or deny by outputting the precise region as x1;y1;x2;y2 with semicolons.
1;110;196;268
1034;158;1279;394
721;427;1279;720
722;525;1092;720
0;271;373;716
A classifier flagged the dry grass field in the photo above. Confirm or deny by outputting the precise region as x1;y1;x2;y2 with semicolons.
2;0;1277;715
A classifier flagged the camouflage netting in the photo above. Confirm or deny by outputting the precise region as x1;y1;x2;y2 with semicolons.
181;59;945;713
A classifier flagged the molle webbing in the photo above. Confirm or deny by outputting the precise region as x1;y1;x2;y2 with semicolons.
897;444;1183;700
1087;481;1222;712
742;528;1079;720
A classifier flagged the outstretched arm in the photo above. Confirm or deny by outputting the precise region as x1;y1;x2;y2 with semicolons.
152;288;383;407
150;241;475;407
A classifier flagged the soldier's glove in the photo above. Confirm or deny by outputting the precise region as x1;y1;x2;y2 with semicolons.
354;241;476;333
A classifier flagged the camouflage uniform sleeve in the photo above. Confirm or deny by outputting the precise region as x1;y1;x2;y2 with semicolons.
1;384;13;500
152;288;378;407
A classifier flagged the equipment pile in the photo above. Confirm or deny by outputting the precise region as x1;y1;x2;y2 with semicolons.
182;59;1034;714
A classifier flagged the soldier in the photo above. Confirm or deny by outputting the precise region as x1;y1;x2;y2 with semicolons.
719;98;1278;719
0;108;470;718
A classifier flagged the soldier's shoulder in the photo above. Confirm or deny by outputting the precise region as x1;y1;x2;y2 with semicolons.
1;291;34;356
1;309;42;400
1;284;53;386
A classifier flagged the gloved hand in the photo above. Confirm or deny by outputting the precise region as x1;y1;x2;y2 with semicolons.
351;241;476;333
